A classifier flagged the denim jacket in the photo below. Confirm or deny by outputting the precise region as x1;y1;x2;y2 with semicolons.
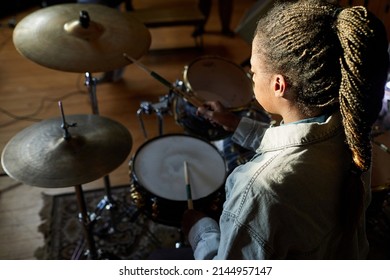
188;113;370;259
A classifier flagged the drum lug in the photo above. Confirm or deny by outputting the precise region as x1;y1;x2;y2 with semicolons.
130;184;144;209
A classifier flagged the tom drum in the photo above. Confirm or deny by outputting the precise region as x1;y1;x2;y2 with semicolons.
173;56;256;141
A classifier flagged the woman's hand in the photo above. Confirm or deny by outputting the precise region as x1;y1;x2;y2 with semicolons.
197;101;241;132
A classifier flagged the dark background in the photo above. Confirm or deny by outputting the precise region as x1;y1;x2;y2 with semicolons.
0;0;77;18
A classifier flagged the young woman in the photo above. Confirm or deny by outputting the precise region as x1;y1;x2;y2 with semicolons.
182;0;389;259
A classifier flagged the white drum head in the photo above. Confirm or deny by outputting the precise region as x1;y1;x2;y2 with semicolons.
133;135;227;201
184;56;254;109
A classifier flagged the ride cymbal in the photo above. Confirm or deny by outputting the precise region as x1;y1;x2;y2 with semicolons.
13;4;151;73
1;114;132;188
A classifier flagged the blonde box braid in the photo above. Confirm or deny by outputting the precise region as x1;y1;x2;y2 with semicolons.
254;0;389;173
336;7;388;171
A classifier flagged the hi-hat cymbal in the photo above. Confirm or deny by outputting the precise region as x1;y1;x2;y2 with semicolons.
1;114;132;188
13;4;151;73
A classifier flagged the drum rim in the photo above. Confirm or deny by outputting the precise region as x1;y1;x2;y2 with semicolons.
182;55;254;110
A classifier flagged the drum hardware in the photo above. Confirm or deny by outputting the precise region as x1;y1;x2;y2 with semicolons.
125;51;205;139
129;184;145;209
1;108;132;259
137;95;171;139
58;103;98;259
84;71;120;229
74;184;99;259
124;53;205;108
60;70;123;236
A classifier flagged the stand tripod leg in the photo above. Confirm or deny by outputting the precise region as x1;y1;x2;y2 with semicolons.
84;72;128;235
84;72;116;208
74;184;98;259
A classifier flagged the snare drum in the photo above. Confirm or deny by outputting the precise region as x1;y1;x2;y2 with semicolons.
129;134;227;227
173;56;256;141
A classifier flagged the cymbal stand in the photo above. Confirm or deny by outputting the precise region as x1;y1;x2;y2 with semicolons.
57;103;122;259
85;72;100;116
84;72;117;232
137;94;171;139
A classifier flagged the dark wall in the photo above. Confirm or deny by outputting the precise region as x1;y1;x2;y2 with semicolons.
0;1;41;18
0;1;77;18
41;0;76;7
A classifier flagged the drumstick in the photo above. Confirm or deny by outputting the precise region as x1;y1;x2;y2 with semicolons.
123;53;205;108
184;161;194;210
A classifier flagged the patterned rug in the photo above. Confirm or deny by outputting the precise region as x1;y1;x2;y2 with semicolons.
34;186;183;260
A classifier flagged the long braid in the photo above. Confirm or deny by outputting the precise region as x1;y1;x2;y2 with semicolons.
334;6;388;235
336;7;388;172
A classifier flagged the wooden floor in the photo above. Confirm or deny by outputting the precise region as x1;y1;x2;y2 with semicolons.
0;0;256;259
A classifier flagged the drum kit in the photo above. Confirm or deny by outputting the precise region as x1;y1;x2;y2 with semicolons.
1;3;269;259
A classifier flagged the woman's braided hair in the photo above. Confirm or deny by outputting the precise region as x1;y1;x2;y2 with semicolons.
254;0;389;173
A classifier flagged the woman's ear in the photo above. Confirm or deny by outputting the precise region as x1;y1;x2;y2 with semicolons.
272;74;287;97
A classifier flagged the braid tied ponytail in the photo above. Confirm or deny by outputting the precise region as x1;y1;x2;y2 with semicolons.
335;6;388;172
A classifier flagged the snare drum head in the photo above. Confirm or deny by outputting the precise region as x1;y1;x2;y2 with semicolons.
132;134;227;201
183;56;254;109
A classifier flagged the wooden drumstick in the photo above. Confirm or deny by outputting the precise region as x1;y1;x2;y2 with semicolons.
123;53;205;108
184;161;194;210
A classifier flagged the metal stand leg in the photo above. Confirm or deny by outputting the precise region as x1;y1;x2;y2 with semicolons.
85;72;100;115
74;184;98;259
83;72;118;231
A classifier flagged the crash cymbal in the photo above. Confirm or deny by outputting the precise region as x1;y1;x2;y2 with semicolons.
1;114;132;188
13;4;151;73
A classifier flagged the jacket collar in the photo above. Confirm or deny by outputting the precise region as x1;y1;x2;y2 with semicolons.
258;112;344;152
